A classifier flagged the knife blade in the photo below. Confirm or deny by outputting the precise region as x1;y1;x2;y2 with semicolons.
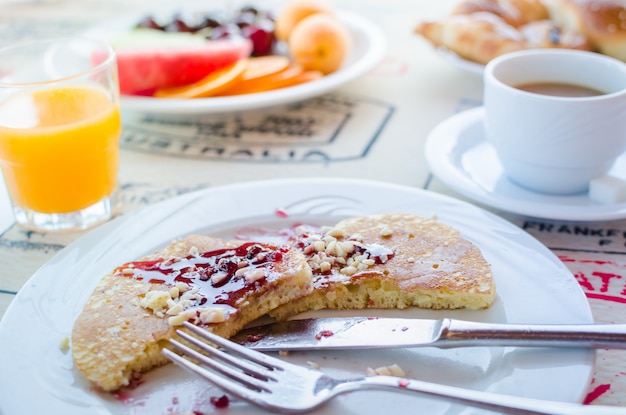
230;317;626;351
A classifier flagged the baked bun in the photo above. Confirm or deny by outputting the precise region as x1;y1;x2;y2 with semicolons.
270;213;496;320
544;0;626;60
452;0;549;27
520;19;593;49
71;235;313;391
415;12;525;64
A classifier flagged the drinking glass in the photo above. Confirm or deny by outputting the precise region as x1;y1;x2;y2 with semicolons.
0;37;122;232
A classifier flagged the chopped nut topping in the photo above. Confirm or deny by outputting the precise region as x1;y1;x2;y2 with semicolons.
366;363;406;377
198;307;226;324
379;225;393;237
59;336;70;353
243;267;266;283
294;226;394;277
168;309;196;326
307;361;321;370
140;290;171;316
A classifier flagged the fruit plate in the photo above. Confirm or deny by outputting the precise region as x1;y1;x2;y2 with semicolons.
84;9;386;115
0;178;594;415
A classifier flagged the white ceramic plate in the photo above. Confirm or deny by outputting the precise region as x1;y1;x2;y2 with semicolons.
436;47;484;76
425;106;626;221
0;178;594;415
84;9;386;115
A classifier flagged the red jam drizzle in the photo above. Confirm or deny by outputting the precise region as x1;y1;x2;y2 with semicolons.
114;242;288;308
210;395;230;408
233;223;395;276
315;330;334;340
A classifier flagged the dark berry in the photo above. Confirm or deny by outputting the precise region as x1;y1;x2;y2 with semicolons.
239;6;259;16
135;16;163;30
195;15;222;31
235;11;256;29
164;18;193;33
242;20;275;56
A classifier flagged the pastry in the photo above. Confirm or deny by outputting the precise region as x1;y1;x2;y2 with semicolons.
520;19;593;49
270;213;496;320
414;0;610;64
415;12;526;64
452;0;549;27
543;0;626;61
71;235;313;391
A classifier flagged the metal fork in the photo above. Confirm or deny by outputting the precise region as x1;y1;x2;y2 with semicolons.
163;322;625;415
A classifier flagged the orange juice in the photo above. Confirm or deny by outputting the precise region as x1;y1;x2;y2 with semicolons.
0;85;121;214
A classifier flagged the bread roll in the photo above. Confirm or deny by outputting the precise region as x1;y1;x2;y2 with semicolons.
544;0;626;60
452;0;549;27
520;19;593;49
415;12;525;64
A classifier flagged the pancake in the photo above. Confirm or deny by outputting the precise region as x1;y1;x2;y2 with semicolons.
72;214;496;391
269;213;496;320
71;235;312;392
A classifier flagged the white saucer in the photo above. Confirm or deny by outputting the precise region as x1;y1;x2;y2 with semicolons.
425;106;626;221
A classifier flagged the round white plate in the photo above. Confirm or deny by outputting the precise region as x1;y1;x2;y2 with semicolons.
0;178;593;415
84;10;386;115
425;106;626;221
436;47;484;76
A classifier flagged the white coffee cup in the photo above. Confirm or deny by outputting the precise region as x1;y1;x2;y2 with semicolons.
483;49;626;195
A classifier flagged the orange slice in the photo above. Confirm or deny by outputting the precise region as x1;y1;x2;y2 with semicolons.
154;58;248;99
242;55;291;81
217;66;323;96
215;55;291;95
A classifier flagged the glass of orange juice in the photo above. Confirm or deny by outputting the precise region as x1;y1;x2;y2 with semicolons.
0;37;121;232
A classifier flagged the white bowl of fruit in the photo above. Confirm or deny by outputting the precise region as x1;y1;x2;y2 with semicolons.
85;0;386;114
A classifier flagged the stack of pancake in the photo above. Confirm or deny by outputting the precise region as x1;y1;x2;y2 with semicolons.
71;213;496;392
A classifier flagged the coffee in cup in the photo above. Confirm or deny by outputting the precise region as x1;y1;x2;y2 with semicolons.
483;49;626;195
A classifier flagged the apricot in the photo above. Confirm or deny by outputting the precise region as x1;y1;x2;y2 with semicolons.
274;0;335;41
288;14;351;75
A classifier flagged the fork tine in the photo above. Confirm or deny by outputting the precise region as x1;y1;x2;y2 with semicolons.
175;329;276;381
162;347;272;399
167;336;273;393
182;321;290;370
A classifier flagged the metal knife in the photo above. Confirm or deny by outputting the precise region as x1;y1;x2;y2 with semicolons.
231;317;626;351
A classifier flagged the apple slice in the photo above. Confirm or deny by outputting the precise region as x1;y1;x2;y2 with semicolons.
109;29;252;96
